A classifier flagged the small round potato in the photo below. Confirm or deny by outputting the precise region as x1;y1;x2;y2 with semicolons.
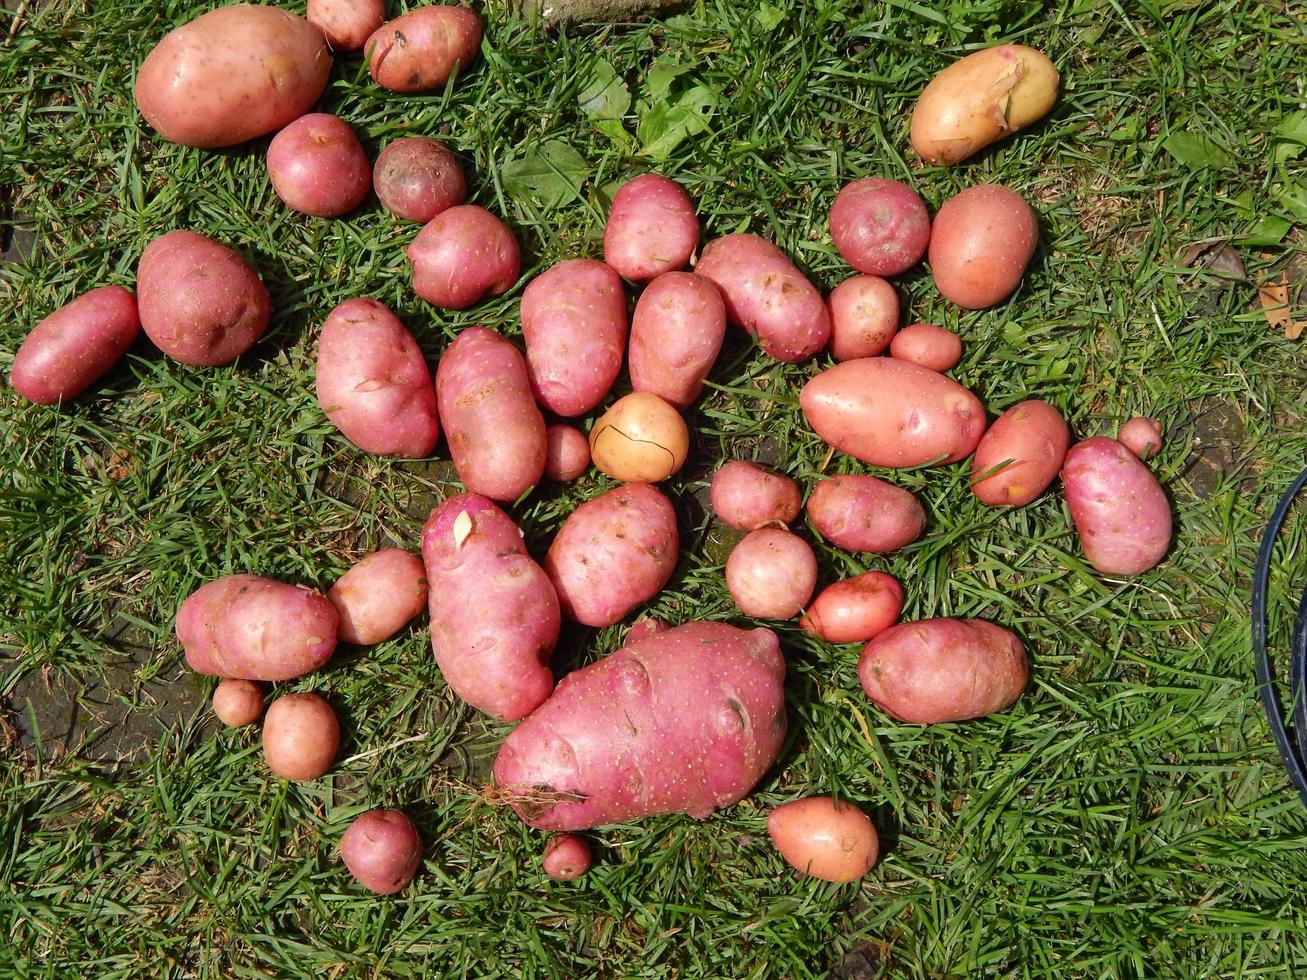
329;549;428;645
806;475;926;553
829;177;931;277
545;424;591;482
340;809;423;894
628;272;726;410
929;185;1038;310
889;322;962;372
308;0;384;52
799;572;904;644
590;393;689;484
603;174;699;283
1117;416;1163;459
366;6;482;93
409;205;520;310
768;797;879;883
211;678;265;727
262;692;340;780
710;461;801;531
827;275;899;360
542;834;592;881
374;137;466;224
725;528;817;620
971;400;1069;507
267;113;371;218
11;285;141;405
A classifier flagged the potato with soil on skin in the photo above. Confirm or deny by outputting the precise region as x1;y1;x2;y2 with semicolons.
328;549;428;645
315;298;439;458
266;113;371;218
799;572;904;644
137;230;270;367
1117;416;1163;459
710;461;801;531
890;322;962;372
827;275;899;361
544;484;678;628
970;399;1069;507
929;184;1038;310
589;392;689;484
366;6;482;93
628;272;726;410
828;177;931;277
422;494;558;721
176;574;338;681
696;234;831;362
544;424;591;482
726;529;817;620
262;692;340;780
911;44;1060;166
542;834;591;880
1062;436;1172;575
409;205;520;310
340;809;423;894
806;474;926;554
374;137;466;223
859;618;1028;723
493;621;787;830
211;678;264;727
603;174;699;282
134;4;332;148
801;358;986;468
768;797;879;883
11;285;140;405
307;0;384;52
435;327;546;501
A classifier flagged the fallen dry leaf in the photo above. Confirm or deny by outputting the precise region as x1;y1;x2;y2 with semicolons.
1177;238;1246;279
1257;277;1304;339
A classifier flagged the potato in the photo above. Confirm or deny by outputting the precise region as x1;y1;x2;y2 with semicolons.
135;4;332;148
767;797;879;883
859;618;1028;723
801;358;986;468
628;272;726;410
544;424;591;482
366;6;482;93
328;549;428;645
799;572;903;644
827;275;898;361
911;45;1060;166
409;205;520;310
929;184;1038;310
522;259;627;416
603;174;699;282
542;834;591;881
544;484;678;627
176;574;338;681
589;392;689;484
422;494;558;720
710;461;801;531
806;474;925;553
266;113;371;218
374;137;466;223
307;0;384;52
11;285;140;405
625;618;668;644
1061;436;1172;575
435;327;546;501
696;234;831;362
970;399;1069;507
725;528;817;620
315;298;439;458
137;231;270;367
1117;416;1163;459
340;809;423;894
828;178;931;277
211;678;265;727
890;322;962;372
262;692;339;780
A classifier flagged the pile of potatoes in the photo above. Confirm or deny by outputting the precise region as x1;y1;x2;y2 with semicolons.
8;5;1179;890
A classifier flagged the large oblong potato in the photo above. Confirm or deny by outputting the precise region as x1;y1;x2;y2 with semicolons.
1062;436;1172;575
11;285;140;405
628;271;726;410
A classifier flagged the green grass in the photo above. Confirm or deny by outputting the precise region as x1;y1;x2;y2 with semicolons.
2;0;1306;976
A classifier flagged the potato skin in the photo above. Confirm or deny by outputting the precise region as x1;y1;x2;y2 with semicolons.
725;529;817;620
710;461;801;531
603;174;699;283
374;137;466;224
542;834;591;880
315;298;439;458
409;205;520;310
328;549;428;645
267;113;371;218
522;260;627;416
545;424;591;482
859;618;1028;723
211;678;264;727
1061;436;1172;575
589;393;689;484
696;234;831;362
806;475;926;553
801;358;986;468
890;322;962;372
366;6;482;93
262;692;339;780
422;494;559;721
799;572;903;644
340;809;423;894
137;231;270;367
435;327;546;501
768;797;879;883
11;285;140;404
544;484;678;627
628;272;726;410
827;275;898;361
135;4;332;148
308;0;384;52
1117;416;1163;459
493;621;787;830
911;44;1060;166
929;185;1038;310
970;400;1069;507
828;178;931;277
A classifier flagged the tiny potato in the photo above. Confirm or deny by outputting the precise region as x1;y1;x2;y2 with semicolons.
328;549;428;645
542;834;592;881
307;0;384;52
340;809;423;894
889;322;962;372
628;271;726;410
1062;436;1172;575
929;184;1038;310
366;6;482;93
827;275;899;360
266;113;371;218
11;285;140;405
768;797;879;883
828;177;931;277
409;205;520;310
800;572;904;644
806;475;926;554
262;692;340;780
545;424;591;482
710;461;801;531
971;399;1069;507
374;137;466;223
725;528;817;620
603;174;699;283
590;393;689;484
211;678;265;727
1117;416;1163;459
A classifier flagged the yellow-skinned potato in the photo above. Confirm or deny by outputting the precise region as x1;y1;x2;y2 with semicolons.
910;44;1059;166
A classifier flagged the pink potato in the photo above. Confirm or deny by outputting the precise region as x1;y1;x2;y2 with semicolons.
366;6;482;93
603;174;699;283
11;285;140;404
695;234;831;362
315;298;439;458
262;692;339;780
340;809;423;894
929;185;1038;310
628;272;726;410
828;177;931;278
211;678;265;727
307;0;384;52
799;572;904;644
768;797;879;883
374;137;466;224
542;834;592;880
134;4;332;148
710;461;801;531
422;494;559;721
177;574;338;681
544;424;591;482
266;113;371;218
890;322;962;372
827;275;899;360
435;327;546;501
493;621;787;830
859;618;1028;723
801;358;985;468
522;259;628;416
625;618;668;644
1061;436;1172;575
725;528;817;620
137;230;270;367
409;205;520;310
1117;416;1163;459
806;475;926;553
328;549;428;645
970;400;1069;507
544;484;678;628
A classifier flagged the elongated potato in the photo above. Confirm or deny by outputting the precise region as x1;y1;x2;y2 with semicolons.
970;400;1069;507
328;549;428;645
929;185;1038;310
710;461;801;531
890;322;962;372
603;174;699;282
11;285;140;405
366;6;482;94
628;272;726;410
806;475;925;553
1061;436;1172;575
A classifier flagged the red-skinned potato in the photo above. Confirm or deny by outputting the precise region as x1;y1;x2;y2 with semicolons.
800;572;904;644
807;475;925;553
262;692;339;780
625;618;668;644
929;185;1038;309
710;461;801;531
768;797;879;883
366;6;482;93
971;400;1069;507
545;424;591;482
374;137;466;223
135;4;332;148
267;113;371;218
211;678;265;727
827;275;899;360
340;809;423;894
542;834;592;880
859;618;1028;723
726;528;817;620
11;285;140;405
1062;436;1172;575
829;178;931;277
603;174;699;282
890;322;962;372
802;358;985;468
589;393;689;484
307;0;384;52
409;205;520;310
628;272;726;410
1117;416;1163;459
328;549;428;645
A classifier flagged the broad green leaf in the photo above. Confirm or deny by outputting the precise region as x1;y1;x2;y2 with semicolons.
1275;111;1307;144
579;60;630;122
637;85;718;161
1235;215;1292;247
1162;130;1234;169
645;60;693;102
501;141;590;208
1273;180;1307;220
754;3;785;30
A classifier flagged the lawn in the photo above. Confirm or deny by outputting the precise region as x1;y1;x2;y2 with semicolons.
2;0;1306;976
